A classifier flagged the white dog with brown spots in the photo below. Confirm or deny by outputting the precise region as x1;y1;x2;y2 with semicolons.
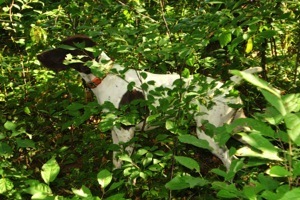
37;35;261;170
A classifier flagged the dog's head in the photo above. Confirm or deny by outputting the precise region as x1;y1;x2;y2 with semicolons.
37;35;96;74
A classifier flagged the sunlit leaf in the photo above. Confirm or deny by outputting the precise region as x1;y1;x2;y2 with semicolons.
4;121;16;131
245;37;253;53
284;113;300;145
219;31;232;47
0;178;14;194
41;157;60;184
72;185;92;197
266;166;291;177
97;169;112;189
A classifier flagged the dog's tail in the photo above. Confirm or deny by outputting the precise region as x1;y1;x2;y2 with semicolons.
230;67;262;84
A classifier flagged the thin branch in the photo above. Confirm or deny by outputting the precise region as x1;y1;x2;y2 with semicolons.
159;0;171;38
9;0;14;22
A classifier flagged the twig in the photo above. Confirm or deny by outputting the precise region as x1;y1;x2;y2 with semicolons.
9;0;14;22
159;0;171;38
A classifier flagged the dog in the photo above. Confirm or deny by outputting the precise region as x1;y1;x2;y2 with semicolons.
37;35;261;170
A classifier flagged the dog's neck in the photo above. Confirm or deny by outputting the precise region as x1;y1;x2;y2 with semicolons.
80;52;115;88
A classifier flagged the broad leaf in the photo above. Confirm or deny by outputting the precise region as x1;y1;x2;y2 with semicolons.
16;139;35;148
219;31;232;47
175;156;200;173
4;121;16;131
97;169;112;189
230;70;280;97
166;175;208;190
72;185;92;198
236;133;282;161
282;93;300;113
284;113;300;146
41;157;60;184
261;90;286;116
266;166;291;177
278;188;300;200
0;178;14;194
0;142;13;157
23;182;52;196
178;135;212;150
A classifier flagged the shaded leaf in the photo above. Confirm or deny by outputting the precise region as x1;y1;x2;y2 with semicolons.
178;135;212;150
166;175;208;190
279;188;300;200
175;156;200;173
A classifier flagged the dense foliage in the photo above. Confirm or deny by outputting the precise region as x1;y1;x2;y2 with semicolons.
1;0;300;199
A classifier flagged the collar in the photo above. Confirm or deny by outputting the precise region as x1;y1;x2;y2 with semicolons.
86;77;104;89
85;58;114;89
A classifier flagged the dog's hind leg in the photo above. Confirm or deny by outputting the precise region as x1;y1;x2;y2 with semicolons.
196;128;232;170
111;127;135;169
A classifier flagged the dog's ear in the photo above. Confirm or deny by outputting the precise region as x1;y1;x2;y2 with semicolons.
61;35;96;48
37;48;70;72
37;35;96;73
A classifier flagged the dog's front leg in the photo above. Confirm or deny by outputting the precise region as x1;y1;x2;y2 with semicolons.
111;126;135;169
196;128;232;170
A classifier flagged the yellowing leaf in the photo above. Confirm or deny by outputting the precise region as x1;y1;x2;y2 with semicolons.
245;37;253;53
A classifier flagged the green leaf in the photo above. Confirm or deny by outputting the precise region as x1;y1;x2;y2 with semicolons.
165;120;177;134
181;68;190;78
23;182;52;196
257;173;279;190
118;154;133;163
219;31;232;47
140;72;148;79
67;102;84;111
186;56;195;67
278;188;300;200
266;166;291;177
97;169;112;189
0;178;14;194
228;118;276;138
0;142;13;157
72;185;92;198
259;30;277;39
282;93;300;113
178;135;212;150
41;157;60;184
236;133;282;161
106;193;125;200
261;90;286;116
4;121;16;131
212;182;239;198
175;156;200;173
230;70;280;98
165;175;208;190
16;138;35;148
258;106;283;125
107;180;124;192
292;161;300;177
284;113;300;145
